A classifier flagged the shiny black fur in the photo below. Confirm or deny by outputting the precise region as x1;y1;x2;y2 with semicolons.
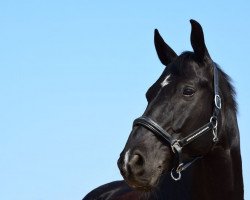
83;20;244;200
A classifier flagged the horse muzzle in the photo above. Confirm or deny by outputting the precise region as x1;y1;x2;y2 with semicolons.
117;150;164;190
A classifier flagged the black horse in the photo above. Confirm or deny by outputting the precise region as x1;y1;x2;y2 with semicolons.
83;20;244;200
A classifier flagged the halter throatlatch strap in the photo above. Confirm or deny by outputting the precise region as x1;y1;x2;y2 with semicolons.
133;63;221;181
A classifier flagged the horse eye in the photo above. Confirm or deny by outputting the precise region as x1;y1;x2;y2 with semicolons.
183;87;195;96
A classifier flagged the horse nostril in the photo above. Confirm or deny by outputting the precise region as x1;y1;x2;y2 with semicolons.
130;154;144;167
127;153;145;176
128;152;144;170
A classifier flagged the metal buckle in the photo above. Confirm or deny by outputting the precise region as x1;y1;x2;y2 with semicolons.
214;95;222;110
176;163;184;172
171;140;182;153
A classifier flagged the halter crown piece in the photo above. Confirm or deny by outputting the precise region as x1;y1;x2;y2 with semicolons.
133;63;221;181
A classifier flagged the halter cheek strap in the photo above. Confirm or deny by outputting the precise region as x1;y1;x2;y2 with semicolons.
133;63;221;181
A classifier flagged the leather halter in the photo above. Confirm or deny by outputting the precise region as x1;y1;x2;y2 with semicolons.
133;63;221;181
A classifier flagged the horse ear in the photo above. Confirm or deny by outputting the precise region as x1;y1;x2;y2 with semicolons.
154;29;177;66
190;19;210;61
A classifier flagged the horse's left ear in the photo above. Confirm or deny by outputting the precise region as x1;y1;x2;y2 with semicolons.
190;19;211;61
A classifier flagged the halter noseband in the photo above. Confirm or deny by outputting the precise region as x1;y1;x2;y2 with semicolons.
133;63;221;181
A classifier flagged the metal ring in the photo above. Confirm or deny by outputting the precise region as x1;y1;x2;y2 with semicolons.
171;168;181;181
214;95;222;109
210;116;218;129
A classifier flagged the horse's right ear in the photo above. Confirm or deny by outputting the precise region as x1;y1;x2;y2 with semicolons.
154;29;177;66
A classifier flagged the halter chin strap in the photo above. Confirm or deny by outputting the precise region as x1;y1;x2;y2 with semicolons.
133;63;221;181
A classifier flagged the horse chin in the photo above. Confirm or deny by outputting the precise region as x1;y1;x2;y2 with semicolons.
126;182;155;192
128;184;153;192
124;173;162;192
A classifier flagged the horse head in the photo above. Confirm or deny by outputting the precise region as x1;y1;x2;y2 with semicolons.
117;20;224;190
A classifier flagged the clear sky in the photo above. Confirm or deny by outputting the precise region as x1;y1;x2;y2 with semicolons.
0;1;249;200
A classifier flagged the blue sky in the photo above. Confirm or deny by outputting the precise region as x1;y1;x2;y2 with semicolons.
0;1;249;199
